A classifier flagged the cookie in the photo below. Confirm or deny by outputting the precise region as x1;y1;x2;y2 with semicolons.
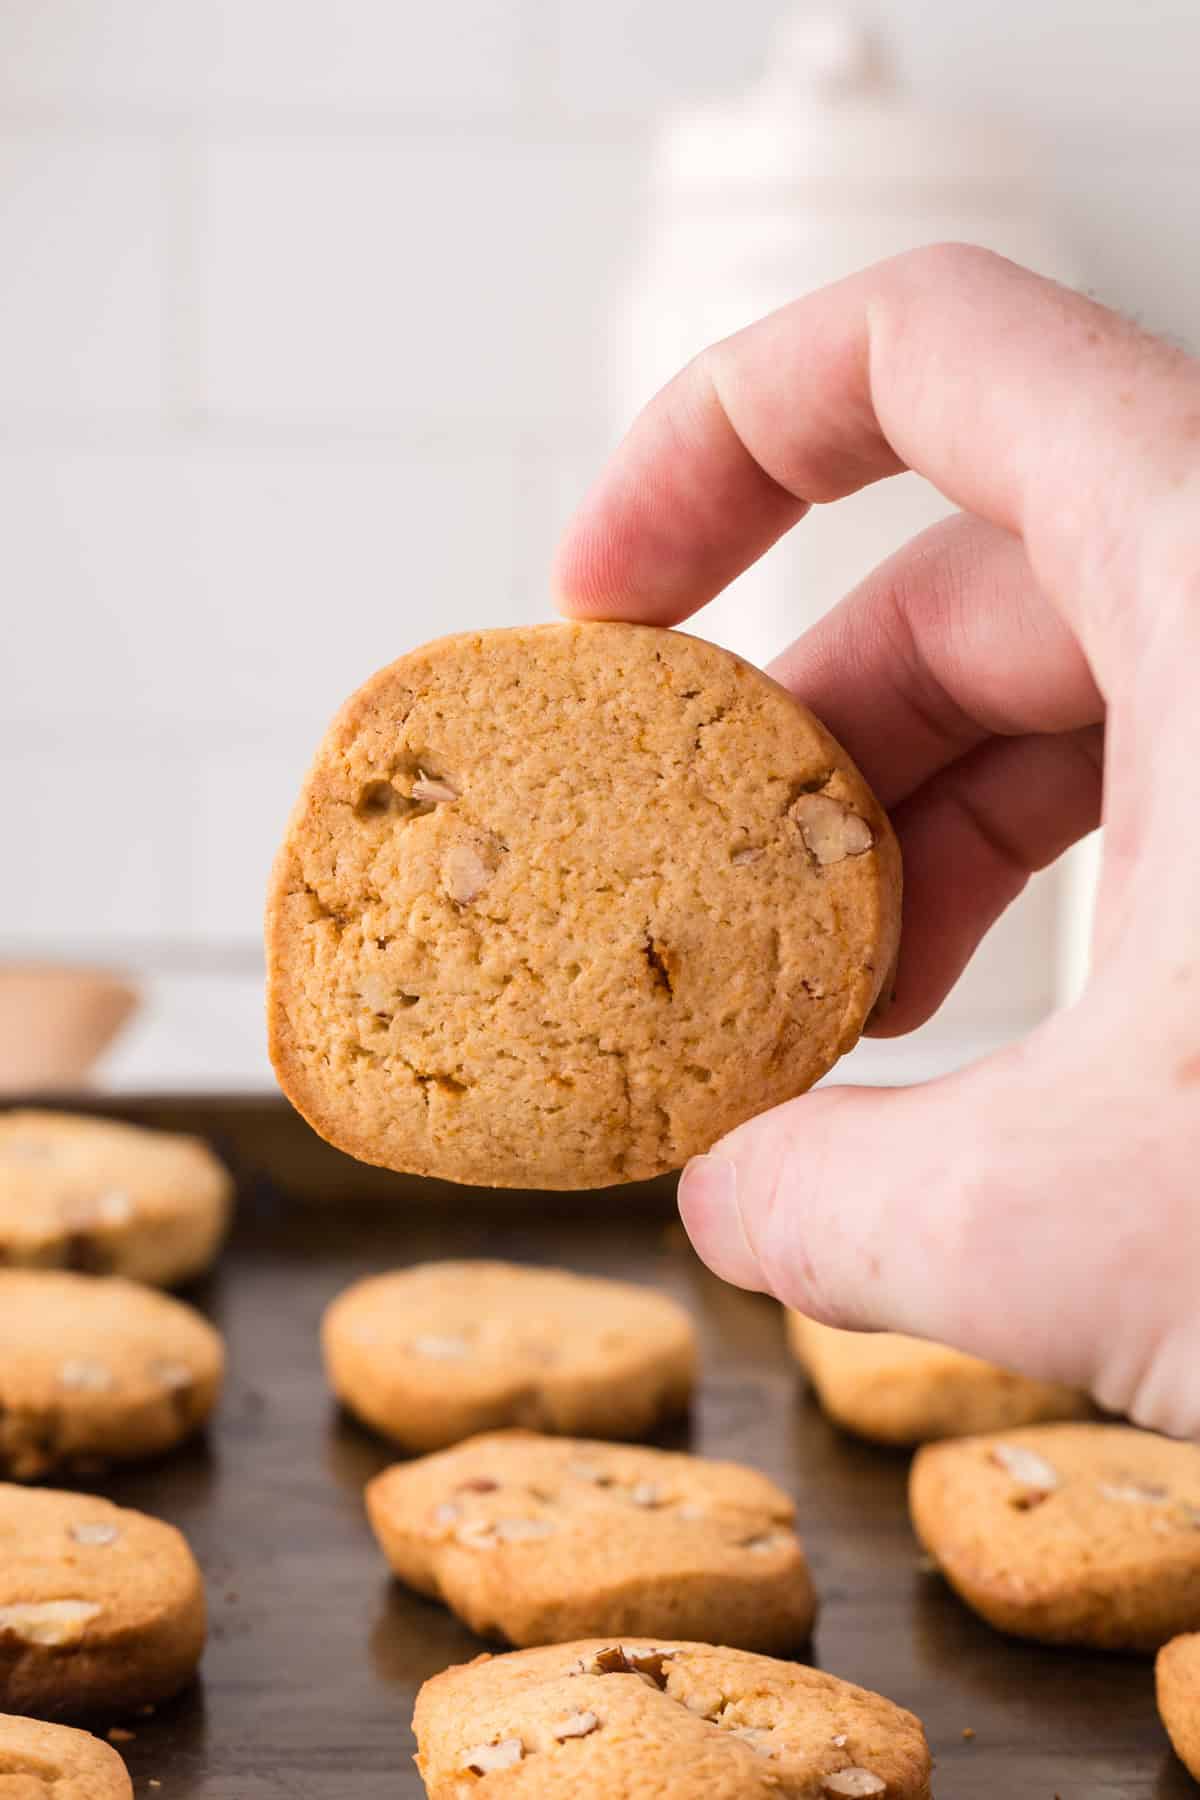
0;1713;132;1798
788;1313;1090;1446
1157;1632;1200;1782
266;621;900;1188
368;1429;815;1652
413;1638;931;1799
0;1271;224;1480
0;1485;205;1718
323;1261;695;1452
909;1423;1200;1650
0;1109;232;1288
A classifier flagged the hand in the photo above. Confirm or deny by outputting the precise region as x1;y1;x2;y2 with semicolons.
553;244;1200;1438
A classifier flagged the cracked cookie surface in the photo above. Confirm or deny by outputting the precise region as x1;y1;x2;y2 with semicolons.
368;1429;815;1651
910;1423;1200;1650
323;1262;694;1452
0;1485;205;1719
0;1712;133;1797
0;1109;232;1288
0;1271;224;1481
413;1638;931;1799
788;1314;1090;1446
1157;1631;1200;1781
266;621;900;1187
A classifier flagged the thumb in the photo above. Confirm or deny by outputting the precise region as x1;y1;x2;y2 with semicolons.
676;1050;1089;1388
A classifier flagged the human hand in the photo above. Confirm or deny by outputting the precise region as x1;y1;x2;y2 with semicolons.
553;244;1200;1438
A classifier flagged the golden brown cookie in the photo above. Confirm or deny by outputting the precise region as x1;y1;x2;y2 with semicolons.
323;1261;695;1452
0;1712;133;1797
0;1109;231;1288
266;621;900;1188
1158;1631;1200;1782
788;1313;1090;1446
0;1486;205;1718
0;1271;224;1480
413;1638;931;1799
910;1423;1200;1650
367;1430;815;1652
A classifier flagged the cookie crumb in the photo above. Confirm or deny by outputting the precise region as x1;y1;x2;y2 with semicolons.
107;1727;134;1742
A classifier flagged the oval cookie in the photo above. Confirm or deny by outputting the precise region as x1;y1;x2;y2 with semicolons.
910;1423;1200;1650
788;1313;1090;1446
267;621;900;1187
0;1713;132;1798
1157;1632;1200;1782
323;1261;695;1452
368;1430;816;1652
0;1271;224;1480
0;1109;231;1287
0;1486;205;1718
413;1638;931;1799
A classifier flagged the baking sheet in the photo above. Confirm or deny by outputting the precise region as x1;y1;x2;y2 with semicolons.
21;1097;1188;1800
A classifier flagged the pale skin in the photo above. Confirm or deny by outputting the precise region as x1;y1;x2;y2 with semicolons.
553;245;1200;1440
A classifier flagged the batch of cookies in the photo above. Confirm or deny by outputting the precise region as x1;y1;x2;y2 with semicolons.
3;625;1198;1794
3;1109;1200;1796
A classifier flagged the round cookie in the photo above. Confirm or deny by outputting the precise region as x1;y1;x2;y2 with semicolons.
788;1313;1091;1446
0;1485;205;1718
0;1109;232;1288
909;1423;1200;1650
368;1429;816;1652
0;1271;224;1481
1157;1632;1200;1782
266;621;900;1188
323;1261;695;1452
0;1713;133;1798
413;1638;932;1799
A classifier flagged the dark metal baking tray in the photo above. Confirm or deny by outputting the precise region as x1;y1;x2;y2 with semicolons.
15;1095;1190;1799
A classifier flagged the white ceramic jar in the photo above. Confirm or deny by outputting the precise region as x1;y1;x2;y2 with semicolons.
614;5;1090;1035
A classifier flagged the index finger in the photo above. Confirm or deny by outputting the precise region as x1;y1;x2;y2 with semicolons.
553;244;1199;689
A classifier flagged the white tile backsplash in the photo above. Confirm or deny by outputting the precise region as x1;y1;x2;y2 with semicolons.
196;134;643;431
204;0;530;116
0;446;531;731
0;0;1196;1083
0;134;167;419
0;1;205;111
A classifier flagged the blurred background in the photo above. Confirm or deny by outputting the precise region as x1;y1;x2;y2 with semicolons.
0;0;1196;1093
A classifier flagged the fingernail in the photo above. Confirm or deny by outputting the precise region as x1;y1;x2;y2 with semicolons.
677;1152;767;1293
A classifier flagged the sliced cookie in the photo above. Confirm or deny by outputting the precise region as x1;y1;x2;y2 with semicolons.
910;1422;1200;1650
267;621;901;1188
788;1313;1090;1446
0;1485;205;1718
323;1261;695;1452
414;1638;931;1799
0;1712;132;1798
368;1429;815;1652
1158;1632;1200;1782
0;1271;224;1481
0;1109;232;1288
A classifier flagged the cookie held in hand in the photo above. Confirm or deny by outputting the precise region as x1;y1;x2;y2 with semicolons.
267;621;900;1187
